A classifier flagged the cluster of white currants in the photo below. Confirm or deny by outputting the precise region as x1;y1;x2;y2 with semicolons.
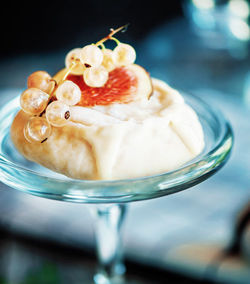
65;42;136;87
19;26;137;143
20;71;82;143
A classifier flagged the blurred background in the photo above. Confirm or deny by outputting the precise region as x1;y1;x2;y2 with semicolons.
0;0;250;283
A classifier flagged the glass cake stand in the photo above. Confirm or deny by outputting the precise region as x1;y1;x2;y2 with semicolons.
0;93;233;284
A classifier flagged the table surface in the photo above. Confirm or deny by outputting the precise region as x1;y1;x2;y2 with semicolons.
0;18;249;284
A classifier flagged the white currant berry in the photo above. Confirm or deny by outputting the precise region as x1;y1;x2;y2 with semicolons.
55;80;81;106
24;117;51;143
65;48;85;75
113;43;136;66
83;66;108;87
27;71;55;94
45;101;71;127
101;49;116;71
20;88;49;115
80;45;103;68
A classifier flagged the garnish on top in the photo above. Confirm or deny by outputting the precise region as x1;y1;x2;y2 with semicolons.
19;25;152;143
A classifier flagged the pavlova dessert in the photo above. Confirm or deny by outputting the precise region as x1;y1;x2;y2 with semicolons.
11;26;204;180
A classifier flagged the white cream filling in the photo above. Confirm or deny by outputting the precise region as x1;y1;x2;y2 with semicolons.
67;78;204;179
69;78;184;124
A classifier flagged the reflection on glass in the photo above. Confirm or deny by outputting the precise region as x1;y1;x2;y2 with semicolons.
183;0;250;57
243;71;250;107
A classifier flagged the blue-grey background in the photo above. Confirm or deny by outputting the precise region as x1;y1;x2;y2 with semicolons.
0;1;249;283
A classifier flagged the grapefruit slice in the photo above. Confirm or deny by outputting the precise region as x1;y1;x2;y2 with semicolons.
53;64;152;107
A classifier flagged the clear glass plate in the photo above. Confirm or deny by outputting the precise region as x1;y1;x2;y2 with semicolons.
0;93;233;204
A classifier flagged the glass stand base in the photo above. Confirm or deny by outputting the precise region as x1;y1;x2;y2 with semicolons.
94;271;125;284
90;204;127;284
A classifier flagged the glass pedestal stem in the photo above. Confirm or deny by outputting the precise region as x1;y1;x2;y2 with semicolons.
91;204;127;284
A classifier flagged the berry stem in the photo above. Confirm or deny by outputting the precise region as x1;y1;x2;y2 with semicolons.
99;43;106;50
95;24;129;47
110;37;120;46
51;62;82;98
50;79;58;87
62;61;78;81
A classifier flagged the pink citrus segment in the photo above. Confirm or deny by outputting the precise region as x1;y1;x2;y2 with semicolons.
66;67;138;106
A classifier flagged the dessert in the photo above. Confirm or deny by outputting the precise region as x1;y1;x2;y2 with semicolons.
11;26;204;180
